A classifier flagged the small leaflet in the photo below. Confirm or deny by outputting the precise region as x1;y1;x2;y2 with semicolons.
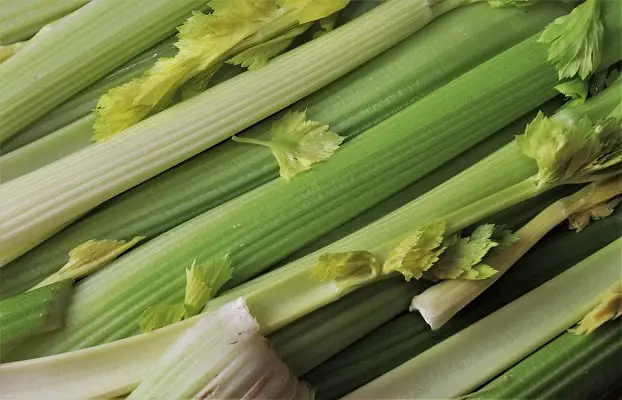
516;112;622;186
233;110;345;180
538;0;604;80
139;254;232;333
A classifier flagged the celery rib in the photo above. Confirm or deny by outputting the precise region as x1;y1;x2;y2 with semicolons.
0;0;454;267
0;3;568;295
2;37;179;152
7;23;574;359
0;0;89;45
0;280;73;357
0;0;209;143
471;319;622;399
304;209;622;399
346;238;622;399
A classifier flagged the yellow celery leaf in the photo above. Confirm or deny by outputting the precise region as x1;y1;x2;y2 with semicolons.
31;237;144;290
516;112;622;186
279;0;350;24
312;251;381;282
426;224;505;280
232;110;345;180
138;255;232;332
139;304;186;333
228;24;311;70
538;0;603;80
555;79;588;108
184;254;233;317
568;196;621;231
93;0;283;141
314;12;340;38
570;282;622;334
382;221;447;281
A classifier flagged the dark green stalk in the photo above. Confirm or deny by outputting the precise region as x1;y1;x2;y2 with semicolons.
271;277;427;376
470;319;622;400
0;3;568;297
0;279;72;359
303;209;622;399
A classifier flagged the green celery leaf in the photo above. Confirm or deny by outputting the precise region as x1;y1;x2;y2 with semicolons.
382;221;447;281
139;304;185;333
516;112;622;185
555;79;589;107
538;0;604;80
233;110;345;180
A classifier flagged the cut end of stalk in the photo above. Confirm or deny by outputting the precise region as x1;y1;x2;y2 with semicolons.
129;298;312;400
570;281;622;335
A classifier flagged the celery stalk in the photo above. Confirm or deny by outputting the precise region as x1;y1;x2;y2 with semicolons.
0;2;568;295
1;37;179;152
0;0;89;44
0;0;474;266
0;277;417;399
127;298;312;400
346;238;622;399
0;0;210;142
304;209;622;399
0;115;93;183
470;319;621;400
7;22;578;359
0;280;72;356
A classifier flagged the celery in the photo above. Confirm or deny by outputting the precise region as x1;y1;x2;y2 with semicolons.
0;0;484;267
0;0;210;143
0;2;567;295
0;277;417;399
0;0;89;44
8;19;582;359
0;280;72;357
346;238;622;399
127;299;312;400
2;37;179;152
304;209;622;399
469;319;621;400
0;116;93;183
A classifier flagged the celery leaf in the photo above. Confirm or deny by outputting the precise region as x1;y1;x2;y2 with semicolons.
426;224;501;280
382;221;447;281
184;254;233;317
312;251;381;281
281;0;350;24
93;0;282;141
570;282;621;334
228;24;311;71
233;110;345;180
139;304;185;333
538;0;603;80
33;237;144;289
555;79;588;107
517;112;622;186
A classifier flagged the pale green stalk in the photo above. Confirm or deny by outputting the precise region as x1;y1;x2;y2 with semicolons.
127;299;312;400
346;238;622;399
0;0;89;44
0;0;459;267
2;36;179;152
0;1;568;296
0;115;93;183
0;0;210;142
412;177;622;329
